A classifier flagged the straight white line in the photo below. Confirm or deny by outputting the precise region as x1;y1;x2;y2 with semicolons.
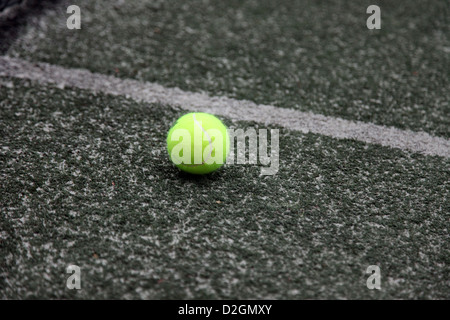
1;56;449;158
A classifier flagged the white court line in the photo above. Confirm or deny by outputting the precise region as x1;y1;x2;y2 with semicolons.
0;55;449;158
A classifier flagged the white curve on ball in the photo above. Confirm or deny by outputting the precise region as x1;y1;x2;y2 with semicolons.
183;113;213;167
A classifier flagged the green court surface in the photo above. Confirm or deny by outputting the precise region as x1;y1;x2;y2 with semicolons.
1;0;449;299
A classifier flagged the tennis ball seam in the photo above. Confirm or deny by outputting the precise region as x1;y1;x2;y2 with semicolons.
181;113;213;167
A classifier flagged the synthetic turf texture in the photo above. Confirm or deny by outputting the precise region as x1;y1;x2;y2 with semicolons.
1;0;450;299
1;78;449;299
7;0;450;137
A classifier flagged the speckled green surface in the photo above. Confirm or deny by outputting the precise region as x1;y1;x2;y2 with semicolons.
7;0;450;137
1;78;449;299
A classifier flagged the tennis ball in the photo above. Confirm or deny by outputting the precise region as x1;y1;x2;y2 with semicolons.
166;112;230;174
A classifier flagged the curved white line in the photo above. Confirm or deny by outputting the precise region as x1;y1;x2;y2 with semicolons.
183;113;213;167
1;56;448;158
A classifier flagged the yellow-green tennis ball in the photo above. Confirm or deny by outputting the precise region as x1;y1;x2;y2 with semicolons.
167;112;230;174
